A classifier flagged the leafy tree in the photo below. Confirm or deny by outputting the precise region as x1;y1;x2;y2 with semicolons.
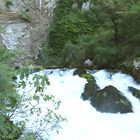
62;35;94;66
38;0;140;70
113;0;140;62
87;0;129;43
121;1;140;45
0;63;65;139
53;0;74;19
0;63;21;139
41;12;92;66
15;66;66;139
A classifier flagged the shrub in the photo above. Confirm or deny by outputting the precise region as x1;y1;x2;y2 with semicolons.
5;0;13;10
19;11;32;22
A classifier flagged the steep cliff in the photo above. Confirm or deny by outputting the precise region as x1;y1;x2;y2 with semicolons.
0;0;55;66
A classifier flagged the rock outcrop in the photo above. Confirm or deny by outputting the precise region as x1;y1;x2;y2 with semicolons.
0;0;55;66
73;68;87;76
90;85;132;113
129;86;140;99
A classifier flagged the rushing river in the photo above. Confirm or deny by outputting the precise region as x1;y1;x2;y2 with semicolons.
17;69;140;140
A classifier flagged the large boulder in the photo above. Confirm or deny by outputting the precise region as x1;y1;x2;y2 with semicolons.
90;85;133;113
128;86;140;99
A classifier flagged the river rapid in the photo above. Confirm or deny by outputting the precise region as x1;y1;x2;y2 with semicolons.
17;69;140;140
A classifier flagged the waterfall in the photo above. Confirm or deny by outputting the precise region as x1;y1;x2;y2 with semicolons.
15;69;140;140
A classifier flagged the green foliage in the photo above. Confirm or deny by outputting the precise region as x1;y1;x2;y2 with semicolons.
62;26;122;67
0;63;21;139
94;45;120;67
54;0;88;19
5;0;13;10
91;27;121;66
39;0;93;66
19;11;32;22
119;1;140;59
19;134;36;140
0;45;15;64
0;25;5;32
62;41;85;66
81;73;93;82
48;13;92;51
54;0;74;18
122;1;140;39
0;63;65;139
0;63;17;113
0;115;21;140
62;35;94;66
14;66;66;139
38;0;140;69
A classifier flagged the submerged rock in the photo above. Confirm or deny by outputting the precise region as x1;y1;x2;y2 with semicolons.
129;86;140;99
90;85;133;113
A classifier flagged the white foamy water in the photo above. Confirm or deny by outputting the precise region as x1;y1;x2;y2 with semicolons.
16;69;140;140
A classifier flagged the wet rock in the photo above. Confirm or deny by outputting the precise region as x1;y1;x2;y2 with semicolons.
90;85;133;113
81;77;99;100
73;68;87;76
128;86;140;99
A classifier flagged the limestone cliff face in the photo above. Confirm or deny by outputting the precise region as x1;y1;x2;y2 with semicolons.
0;0;55;66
